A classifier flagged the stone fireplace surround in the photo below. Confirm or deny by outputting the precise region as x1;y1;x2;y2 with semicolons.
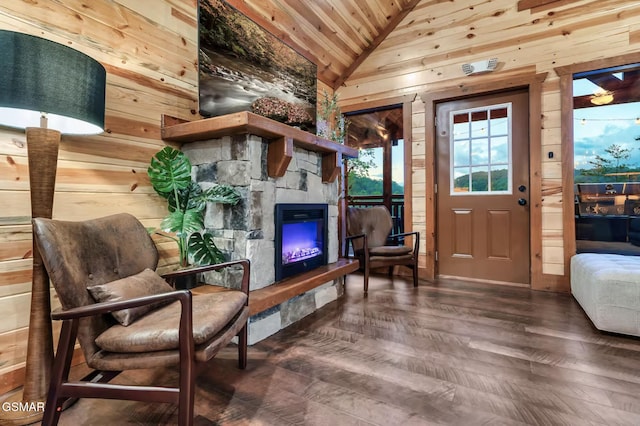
182;134;342;344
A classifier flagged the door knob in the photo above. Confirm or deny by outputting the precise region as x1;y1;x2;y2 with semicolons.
518;198;527;206
518;185;527;192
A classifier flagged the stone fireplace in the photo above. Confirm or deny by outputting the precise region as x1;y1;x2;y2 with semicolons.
182;134;342;344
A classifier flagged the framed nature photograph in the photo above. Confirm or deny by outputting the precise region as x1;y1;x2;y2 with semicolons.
198;0;317;130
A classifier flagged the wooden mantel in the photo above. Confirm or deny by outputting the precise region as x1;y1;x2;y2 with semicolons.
161;112;358;183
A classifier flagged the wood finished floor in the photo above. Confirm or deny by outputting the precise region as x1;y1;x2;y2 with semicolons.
56;274;640;426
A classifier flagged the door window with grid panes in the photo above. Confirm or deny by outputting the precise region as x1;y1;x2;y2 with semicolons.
450;103;512;195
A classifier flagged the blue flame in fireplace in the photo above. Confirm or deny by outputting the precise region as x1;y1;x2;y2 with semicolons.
281;221;322;265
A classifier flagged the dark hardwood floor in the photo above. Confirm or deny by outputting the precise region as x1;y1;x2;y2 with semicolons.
56;273;640;425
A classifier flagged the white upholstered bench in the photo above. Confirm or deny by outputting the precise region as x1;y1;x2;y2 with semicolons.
571;253;640;337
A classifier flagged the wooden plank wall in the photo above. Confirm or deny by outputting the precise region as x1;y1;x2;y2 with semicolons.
0;0;197;393
337;0;640;284
2;0;637;394
0;0;334;394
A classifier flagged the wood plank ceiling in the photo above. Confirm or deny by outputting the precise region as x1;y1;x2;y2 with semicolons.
224;0;421;90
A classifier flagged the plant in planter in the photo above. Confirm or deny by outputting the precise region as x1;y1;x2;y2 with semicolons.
317;89;348;144
148;146;241;268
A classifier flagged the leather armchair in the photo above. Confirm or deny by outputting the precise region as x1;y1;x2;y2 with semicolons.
345;206;419;293
33;213;250;426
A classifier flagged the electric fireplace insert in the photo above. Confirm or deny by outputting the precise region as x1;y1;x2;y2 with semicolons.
274;203;328;281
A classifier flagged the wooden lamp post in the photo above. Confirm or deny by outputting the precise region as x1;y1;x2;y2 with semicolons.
0;30;105;425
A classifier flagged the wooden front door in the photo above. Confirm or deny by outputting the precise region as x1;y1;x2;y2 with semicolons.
436;89;530;285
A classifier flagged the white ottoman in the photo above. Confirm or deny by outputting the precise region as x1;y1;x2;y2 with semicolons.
571;253;640;337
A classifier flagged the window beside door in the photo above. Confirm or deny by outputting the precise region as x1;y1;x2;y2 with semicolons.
573;63;640;253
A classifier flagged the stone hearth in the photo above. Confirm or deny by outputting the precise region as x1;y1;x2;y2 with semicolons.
183;134;343;344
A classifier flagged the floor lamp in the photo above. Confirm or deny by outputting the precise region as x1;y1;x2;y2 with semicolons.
0;30;105;425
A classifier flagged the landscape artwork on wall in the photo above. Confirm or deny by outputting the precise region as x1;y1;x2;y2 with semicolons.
198;0;317;130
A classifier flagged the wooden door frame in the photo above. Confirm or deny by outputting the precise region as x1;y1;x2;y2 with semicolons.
555;52;640;282
341;94;417;243
421;71;549;290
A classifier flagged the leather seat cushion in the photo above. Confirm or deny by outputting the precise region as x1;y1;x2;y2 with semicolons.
369;245;412;256
95;290;247;353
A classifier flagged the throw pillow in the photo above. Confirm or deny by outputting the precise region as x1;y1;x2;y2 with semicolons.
87;268;174;326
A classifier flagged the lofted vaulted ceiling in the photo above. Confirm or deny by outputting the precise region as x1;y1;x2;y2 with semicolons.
224;0;421;90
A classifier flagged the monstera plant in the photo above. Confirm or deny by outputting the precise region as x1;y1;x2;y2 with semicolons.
148;146;240;268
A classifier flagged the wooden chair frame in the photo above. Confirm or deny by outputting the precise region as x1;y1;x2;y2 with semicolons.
42;259;250;426
345;231;419;293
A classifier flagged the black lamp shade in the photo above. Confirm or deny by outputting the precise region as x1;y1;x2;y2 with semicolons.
0;30;106;135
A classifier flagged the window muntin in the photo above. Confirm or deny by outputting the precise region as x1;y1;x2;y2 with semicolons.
450;103;512;195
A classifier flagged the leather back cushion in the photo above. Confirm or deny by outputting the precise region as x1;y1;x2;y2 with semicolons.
346;206;393;251
33;213;159;358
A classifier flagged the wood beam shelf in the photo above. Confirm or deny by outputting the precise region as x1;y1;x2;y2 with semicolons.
247;258;359;315
161;112;358;183
191;259;359;316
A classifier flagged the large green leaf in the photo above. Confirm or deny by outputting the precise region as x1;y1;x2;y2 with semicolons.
203;184;241;205
188;232;224;266
148;146;242;268
148;147;192;196
166;181;206;213
185;181;208;211
160;209;204;237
